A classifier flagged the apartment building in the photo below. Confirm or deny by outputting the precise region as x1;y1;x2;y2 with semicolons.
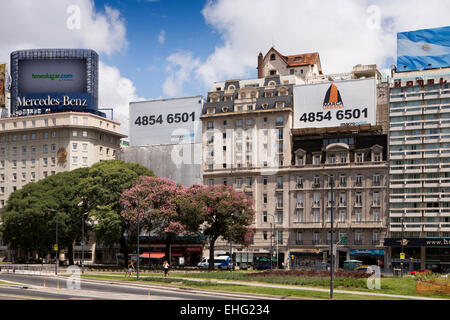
201;48;388;269
386;67;450;273
289;126;388;269
0;112;125;209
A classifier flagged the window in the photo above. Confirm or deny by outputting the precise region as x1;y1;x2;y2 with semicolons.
72;156;78;164
82;157;88;165
73;143;78;151
297;193;303;207
246;177;253;187
12;147;17;155
297;176;303;188
31;133;36;139
373;209;381;222
276;193;283;208
373;174;381;186
83;131;87;137
374;153;381;162
236;178;243;188
356;153;363;163
32;146;36;153
277;176;283;189
247;119;254;126
270;54;276;61
277;212;283;224
44;132;49;139
277;231;283;244
263;231;268;240
339;210;346;222
21;160;26;168
43;158;48;166
270;70;276;76
51;144;56;152
207;121;214;130
263;177;268;186
339;192;347;206
373;191;380;206
51;158;56;165
82;144;88;151
313;175;320;187
297;211;303;223
43;145;48;153
329;154;335;164
313;210;320;223
236;119;243;127
355;209;362;222
314;155;321;166
373;232;380;244
276;116;284;126
263;194;267;204
340;175;347;186
355;192;362;206
356;174;362;186
12;160;17;168
290;69;295;75
278;128;283;140
12;173;17;181
340;154;347;163
263;211;268;223
313;232;320;244
22;146;27;154
313;193;320;207
208;179;214;186
355;232;363;244
73;131;78;137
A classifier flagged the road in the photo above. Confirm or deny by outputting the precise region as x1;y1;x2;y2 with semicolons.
0;273;273;300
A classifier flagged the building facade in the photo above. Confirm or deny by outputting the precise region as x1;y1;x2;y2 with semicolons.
201;48;389;269
386;67;450;273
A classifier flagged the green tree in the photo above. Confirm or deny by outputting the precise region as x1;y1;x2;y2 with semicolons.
186;185;255;270
78;160;154;266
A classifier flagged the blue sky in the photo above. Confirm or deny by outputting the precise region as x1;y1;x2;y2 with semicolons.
94;0;218;99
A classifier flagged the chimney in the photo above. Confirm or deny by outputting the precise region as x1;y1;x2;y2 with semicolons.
257;52;264;79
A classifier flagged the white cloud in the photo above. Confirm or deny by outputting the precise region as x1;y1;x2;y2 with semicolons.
163;51;200;98
98;62;144;136
165;0;450;93
158;30;166;45
0;0;139;136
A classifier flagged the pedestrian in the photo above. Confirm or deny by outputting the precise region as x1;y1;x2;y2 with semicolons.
163;261;169;277
126;260;134;277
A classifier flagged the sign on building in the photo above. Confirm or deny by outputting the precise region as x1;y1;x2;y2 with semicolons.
129;96;203;146
293;78;377;129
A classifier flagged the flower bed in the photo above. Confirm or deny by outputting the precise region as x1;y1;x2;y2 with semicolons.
244;269;372;279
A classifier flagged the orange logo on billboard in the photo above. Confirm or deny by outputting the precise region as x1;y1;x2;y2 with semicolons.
323;83;345;110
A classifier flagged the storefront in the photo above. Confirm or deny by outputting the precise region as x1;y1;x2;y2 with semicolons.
290;249;324;270
349;249;385;268
384;238;450;273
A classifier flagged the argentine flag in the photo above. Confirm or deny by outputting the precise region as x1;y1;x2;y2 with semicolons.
397;26;450;72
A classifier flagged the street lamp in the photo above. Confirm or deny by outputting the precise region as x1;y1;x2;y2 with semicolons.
401;217;405;278
48;208;58;275
267;214;278;270
81;212;88;274
137;200;141;280
329;175;335;299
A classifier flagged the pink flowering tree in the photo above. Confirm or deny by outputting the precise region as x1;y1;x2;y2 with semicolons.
186;184;255;270
120;176;189;263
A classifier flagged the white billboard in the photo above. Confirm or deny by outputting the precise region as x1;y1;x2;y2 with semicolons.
294;78;376;129
130;96;203;146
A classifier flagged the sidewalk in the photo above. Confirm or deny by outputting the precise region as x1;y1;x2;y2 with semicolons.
83;272;448;300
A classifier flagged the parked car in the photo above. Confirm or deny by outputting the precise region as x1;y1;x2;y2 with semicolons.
410;269;431;276
254;263;271;270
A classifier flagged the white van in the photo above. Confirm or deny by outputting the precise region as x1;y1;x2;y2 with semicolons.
197;256;231;270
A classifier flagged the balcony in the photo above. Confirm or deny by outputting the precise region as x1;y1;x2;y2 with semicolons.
313;183;321;189
296;240;303;245
354;240;363;245
296;202;304;208
312;240;321;245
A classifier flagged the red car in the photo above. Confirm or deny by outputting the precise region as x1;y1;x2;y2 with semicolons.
410;269;431;275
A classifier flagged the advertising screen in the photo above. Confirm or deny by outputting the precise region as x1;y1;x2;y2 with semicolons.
18;59;87;94
130;96;203;146
293;78;376;129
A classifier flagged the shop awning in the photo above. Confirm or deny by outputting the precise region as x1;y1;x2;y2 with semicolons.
140;252;165;259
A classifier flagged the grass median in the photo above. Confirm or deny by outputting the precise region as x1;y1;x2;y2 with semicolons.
80;272;429;300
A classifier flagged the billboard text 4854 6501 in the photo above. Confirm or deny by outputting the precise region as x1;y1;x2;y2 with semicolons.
293;78;377;129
